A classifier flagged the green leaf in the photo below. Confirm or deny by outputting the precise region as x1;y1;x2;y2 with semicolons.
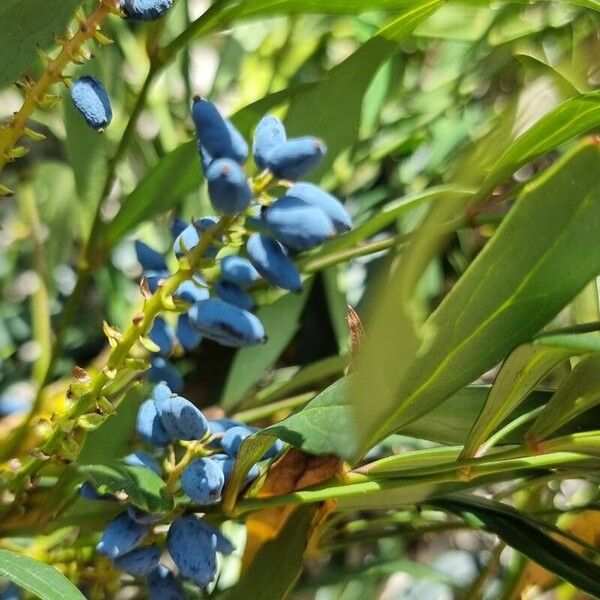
322;267;350;355
79;463;173;514
352;140;600;455
221;506;317;600
433;495;600;598
283;0;444;178
528;354;600;442
261;377;358;460
0;0;80;87
461;344;573;458
221;283;313;409
535;330;600;353
0;548;85;600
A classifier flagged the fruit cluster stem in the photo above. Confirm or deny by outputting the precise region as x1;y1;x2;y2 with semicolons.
0;1;112;176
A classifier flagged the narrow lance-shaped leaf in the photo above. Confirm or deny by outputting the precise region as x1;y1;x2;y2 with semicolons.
352;140;600;456
0;549;86;600
527;354;600;443
460;344;574;459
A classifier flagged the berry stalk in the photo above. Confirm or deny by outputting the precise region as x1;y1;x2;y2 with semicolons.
0;1;114;178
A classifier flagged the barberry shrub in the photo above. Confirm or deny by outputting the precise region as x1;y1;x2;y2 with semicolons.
0;1;600;599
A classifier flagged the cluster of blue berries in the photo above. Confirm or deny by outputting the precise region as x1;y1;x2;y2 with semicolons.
81;381;282;595
70;0;175;131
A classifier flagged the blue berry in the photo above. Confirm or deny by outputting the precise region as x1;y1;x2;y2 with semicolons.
134;241;167;272
147;565;186;600
171;218;188;239
173;217;220;259
123;451;161;474
97;511;149;559
199;520;235;555
148;357;183;392
159;395;210;441
114;544;161;576
206;158;252;215
148;316;174;357
192;98;248;164
215;280;254;311
208;418;242;434
220;425;255;457
174;279;210;304
136;399;171;447
262;438;285;459
71;76;112;131
167;515;218;588
121;0;174;21
188;299;266;347
181;458;225;505
176;313;203;351
212;453;260;486
0;584;20;600
220;255;260;287
264;196;335;251
265;137;326;180
246;233;302;293
287;182;352;234
253;115;286;170
152;382;173;414
144;269;170;293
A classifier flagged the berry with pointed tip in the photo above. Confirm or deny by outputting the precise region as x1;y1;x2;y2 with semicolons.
96;511;149;559
134;241;167;271
147;565;186;600
253;115;286;170
265;137;326;180
197;520;235;555
152;382;173;412
71;76;112;131
136;399;171;446
114;544;161;576
148;357;183;392
287;182;352;234
188;299;266;347
192;98;248;164
206;158;252;215
215;280;254;311
264;196;335;251
220;255;261;287
246;234;302;293
121;0;174;21
148;316;174;357
167;515;218;588
176;313;203;351
159;395;210;441
181;457;225;505
144;269;170;293
124;451;161;474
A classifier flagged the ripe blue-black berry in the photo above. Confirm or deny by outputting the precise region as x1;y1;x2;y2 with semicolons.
174;279;210;304
121;0;174;21
136;399;171;446
264;196;335;251
148;357;183;392
246;234;302;293
148;316;174;357
159;395;210;441
176;313;203;351
220;255;260;287
147;565;186;600
134;241;167;271
123;451;161;474
167;515;218;588
188;299;266;347
215;280;254;311
287;182;352;234
114;544;161;576
181;457;225;505
78;481;113;502
96;511;149;559
253;115;286;170
206;158;252;215
221;425;255;457
173;217;220;259
192;98;248;165
212;453;260;486
71;76;112;131
265;137;326;180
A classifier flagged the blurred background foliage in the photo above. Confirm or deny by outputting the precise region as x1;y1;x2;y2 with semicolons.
0;0;599;598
